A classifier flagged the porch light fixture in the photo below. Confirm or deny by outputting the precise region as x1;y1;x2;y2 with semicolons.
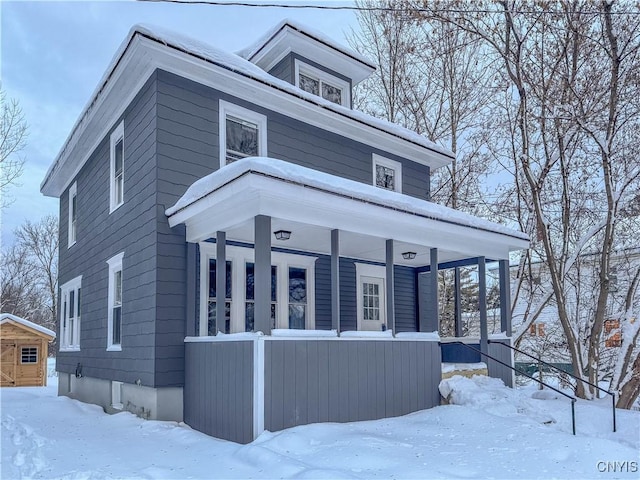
274;230;292;241
402;251;417;260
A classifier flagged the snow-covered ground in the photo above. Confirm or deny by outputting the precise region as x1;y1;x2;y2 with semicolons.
1;360;638;479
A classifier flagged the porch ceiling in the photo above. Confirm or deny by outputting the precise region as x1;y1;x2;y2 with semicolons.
166;158;529;265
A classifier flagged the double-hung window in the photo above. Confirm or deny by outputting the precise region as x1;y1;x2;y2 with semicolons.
295;60;350;107
60;276;82;351
373;154;402;193
110;121;124;212
219;101;267;167
68;182;77;248
107;252;124;350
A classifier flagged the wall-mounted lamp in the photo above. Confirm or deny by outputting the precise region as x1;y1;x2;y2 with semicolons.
274;230;292;241
402;251;417;260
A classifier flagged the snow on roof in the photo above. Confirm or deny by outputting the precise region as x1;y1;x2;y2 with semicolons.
43;22;452;193
0;313;56;338
166;157;529;242
237;18;376;69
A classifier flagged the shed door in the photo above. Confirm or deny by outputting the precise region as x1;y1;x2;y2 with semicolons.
1;341;17;386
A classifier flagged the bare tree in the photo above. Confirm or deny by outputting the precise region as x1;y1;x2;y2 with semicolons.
1;215;58;338
0;89;28;207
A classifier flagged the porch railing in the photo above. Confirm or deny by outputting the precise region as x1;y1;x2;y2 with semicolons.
444;341;578;435
489;340;616;433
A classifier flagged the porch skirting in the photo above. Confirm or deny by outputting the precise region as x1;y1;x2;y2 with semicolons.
184;335;442;444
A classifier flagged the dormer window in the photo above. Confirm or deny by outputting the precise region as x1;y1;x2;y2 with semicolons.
295;61;350;107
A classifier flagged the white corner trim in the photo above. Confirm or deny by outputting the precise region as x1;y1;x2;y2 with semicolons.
218;100;268;168
373;154;403;193
67;182;77;248
294;59;351;108
253;337;265;439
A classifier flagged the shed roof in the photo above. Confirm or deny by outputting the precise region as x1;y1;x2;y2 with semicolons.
0;313;56;339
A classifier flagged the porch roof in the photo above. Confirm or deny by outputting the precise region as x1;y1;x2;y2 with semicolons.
166;158;529;265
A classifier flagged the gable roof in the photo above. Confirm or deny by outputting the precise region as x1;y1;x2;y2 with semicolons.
237;18;376;84
41;23;454;198
0;313;56;339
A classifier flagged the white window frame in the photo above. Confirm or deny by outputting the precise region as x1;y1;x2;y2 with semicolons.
199;243;316;334
294;60;351;108
60;275;82;351
109;121;125;213
68;181;77;248
107;252;124;351
355;263;387;331
372;154;403;193
219;100;268;168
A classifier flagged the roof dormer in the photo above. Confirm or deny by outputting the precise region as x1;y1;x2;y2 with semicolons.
239;19;375;109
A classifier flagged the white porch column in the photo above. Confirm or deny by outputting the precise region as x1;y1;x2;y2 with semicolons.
331;229;340;334
254;215;272;335
499;259;512;336
216;231;226;334
386;239;395;334
478;256;488;356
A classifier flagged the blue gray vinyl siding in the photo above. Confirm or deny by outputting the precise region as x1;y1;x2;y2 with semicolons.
488;339;514;387
57;73;159;386
184;340;254;444
154;69;430;200
264;339;442;432
267;55;293;84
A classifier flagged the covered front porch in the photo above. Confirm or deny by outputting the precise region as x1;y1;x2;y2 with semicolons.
167;157;529;442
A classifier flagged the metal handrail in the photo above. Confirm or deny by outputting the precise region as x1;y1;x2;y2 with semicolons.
489;340;616;432
444;341;577;435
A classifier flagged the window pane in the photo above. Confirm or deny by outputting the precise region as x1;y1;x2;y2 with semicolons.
246;262;254;300
209;259;232;299
245;303;254;332
114;270;122;305
115;139;123;175
376;164;395;190
69;290;75;319
21;347;37;364
77;288;81;317
226;116;258;163
289;305;306;329
271;266;277;302
115;175;123;204
208;301;231;335
299;73;319;95
113;306;121;345
322;82;342;105
289;267;307;303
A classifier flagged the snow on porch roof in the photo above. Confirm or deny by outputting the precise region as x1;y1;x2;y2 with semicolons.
0;313;56;339
166;158;529;251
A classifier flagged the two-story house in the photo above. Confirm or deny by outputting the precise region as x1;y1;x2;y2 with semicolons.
41;20;528;443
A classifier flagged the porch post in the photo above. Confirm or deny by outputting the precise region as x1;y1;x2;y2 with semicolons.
331;229;340;334
478;256;488;356
454;267;462;337
499;259;512;336
254;215;272;335
386;239;395;334
419;248;439;332
186;243;197;337
216;231;226;334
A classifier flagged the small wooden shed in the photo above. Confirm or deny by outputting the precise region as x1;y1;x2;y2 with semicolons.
1;313;56;387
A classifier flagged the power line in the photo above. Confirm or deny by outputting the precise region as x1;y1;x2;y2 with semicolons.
138;0;640;15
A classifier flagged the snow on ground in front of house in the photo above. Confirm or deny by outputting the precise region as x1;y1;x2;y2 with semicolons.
1;361;638;479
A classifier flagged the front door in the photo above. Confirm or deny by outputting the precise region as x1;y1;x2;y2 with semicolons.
0;342;16;386
358;275;386;331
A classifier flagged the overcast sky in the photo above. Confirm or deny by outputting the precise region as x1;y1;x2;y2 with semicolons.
0;0;359;247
